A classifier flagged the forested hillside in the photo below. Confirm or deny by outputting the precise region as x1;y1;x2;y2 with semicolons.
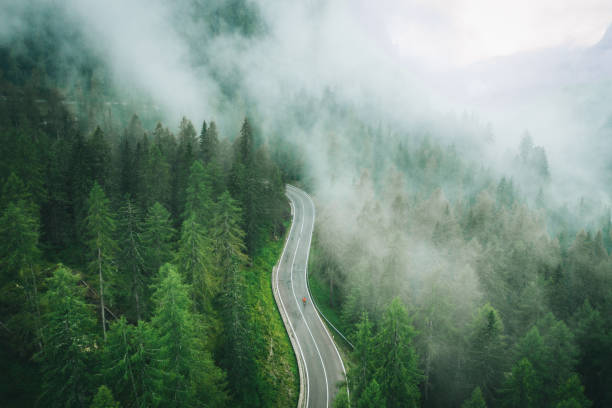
310;125;612;408
0;43;298;406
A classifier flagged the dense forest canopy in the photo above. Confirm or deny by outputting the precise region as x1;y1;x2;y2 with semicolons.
2;0;612;407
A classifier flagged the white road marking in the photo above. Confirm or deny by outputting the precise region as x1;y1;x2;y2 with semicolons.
297;186;350;402
276;198;310;407
289;189;330;408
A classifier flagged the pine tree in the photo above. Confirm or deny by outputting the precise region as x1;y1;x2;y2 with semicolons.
211;191;248;278
184;160;213;227
350;311;375;401
141;202;175;278
462;387;487;408
37;266;96;408
212;192;254;404
200;120;219;165
90;385;120;408
85;182;117;340
375;298;422;408
358;379;385;408
151;264;227;407
501;358;538;408
103;317;156;408
176;214;216;311
116;198;145;320
0;200;43;350
554;374;592;408
468;303;506;402
230;117;260;256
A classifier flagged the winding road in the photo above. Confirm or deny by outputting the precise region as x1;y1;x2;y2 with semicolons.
273;185;347;408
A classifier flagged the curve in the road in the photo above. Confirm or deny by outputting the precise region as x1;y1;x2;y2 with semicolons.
273;184;348;408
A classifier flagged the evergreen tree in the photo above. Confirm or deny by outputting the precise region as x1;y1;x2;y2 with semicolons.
350;311;375;401
85;182;117;340
358;379;385;408
0;200;43;350
37;266;96;408
468;303;506;402
200;120;219;165
231;117;260;256
90;385;120;408
151;264;227;407
501;358;538;408
375;298;421;408
462;387;487;408
554;374;592;408
184;160;213;227
116;198;145;320
177;214;216;311
141;202;175;278
103;317;156;408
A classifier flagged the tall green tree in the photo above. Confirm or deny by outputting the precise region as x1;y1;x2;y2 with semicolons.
468;303;506;402
350;311;375;401
37;266;96;408
151;264;227;408
0;200;43;350
85;182;117;340
103;317;156;408
141;202;175;279
462;387;487;408
501;358;538;408
200;120;219;165
375;298;422;408
90;385;120;408
358;379;385;408
177;214;216;312
116;198;145;321
184;160;213;227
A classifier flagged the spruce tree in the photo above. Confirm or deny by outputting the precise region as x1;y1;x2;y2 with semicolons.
37;266;96;408
501;358;538;408
358;379;385;408
85;182;117;340
462;387;487;408
141;202;175;278
0;200;43;350
90;385;120;408
151;264;227;408
375;298;422;408
116;198;145;320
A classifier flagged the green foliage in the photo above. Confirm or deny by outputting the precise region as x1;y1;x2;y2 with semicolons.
141;202;175;278
116;198;146;321
501;358;538;408
90;385;120;408
358;379;385;408
177;214;216;310
103;317;156;408
375;298;422;408
462;387;487;408
151;264;227;407
85;182;117;340
37;266;97;407
554;374;591;408
468;303;507;401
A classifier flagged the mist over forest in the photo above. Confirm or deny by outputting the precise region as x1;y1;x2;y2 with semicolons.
1;1;612;407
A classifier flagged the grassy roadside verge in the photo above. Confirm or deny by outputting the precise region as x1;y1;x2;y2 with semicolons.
244;221;299;407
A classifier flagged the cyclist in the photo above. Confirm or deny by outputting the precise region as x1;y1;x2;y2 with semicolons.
302;296;307;307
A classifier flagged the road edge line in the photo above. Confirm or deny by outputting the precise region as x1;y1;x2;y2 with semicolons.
271;190;307;408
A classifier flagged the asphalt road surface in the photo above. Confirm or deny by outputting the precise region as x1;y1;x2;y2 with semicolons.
275;185;347;408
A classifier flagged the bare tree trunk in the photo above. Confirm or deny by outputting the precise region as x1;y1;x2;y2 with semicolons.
98;246;107;341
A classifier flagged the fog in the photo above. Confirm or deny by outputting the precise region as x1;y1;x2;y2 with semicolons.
3;0;611;208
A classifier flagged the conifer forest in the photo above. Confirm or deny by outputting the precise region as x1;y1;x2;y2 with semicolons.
1;1;612;407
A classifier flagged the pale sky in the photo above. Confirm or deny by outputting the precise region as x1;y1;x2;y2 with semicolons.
356;0;612;68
